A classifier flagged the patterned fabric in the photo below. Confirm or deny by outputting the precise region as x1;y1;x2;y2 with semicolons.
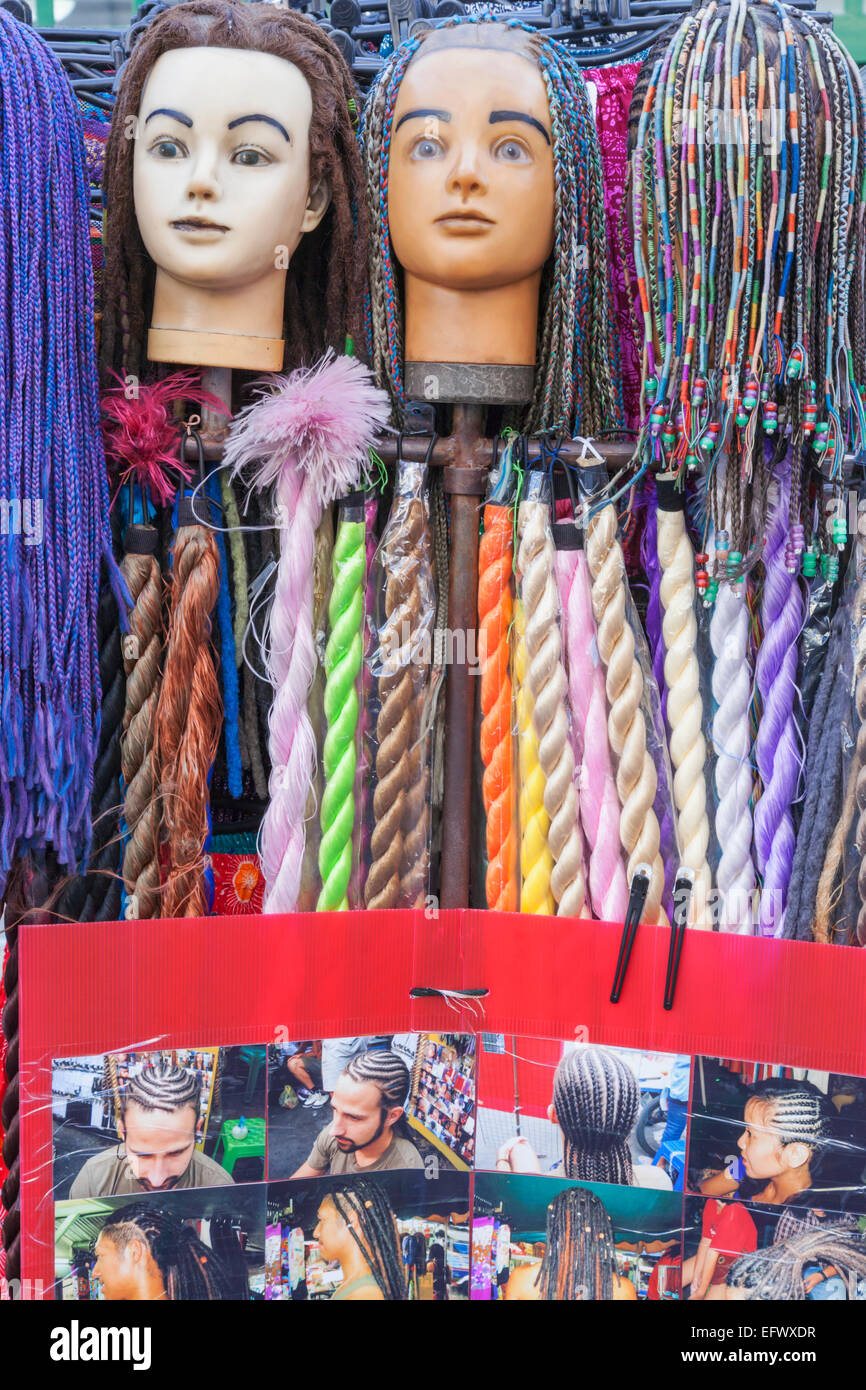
212;853;265;916
585;61;643;433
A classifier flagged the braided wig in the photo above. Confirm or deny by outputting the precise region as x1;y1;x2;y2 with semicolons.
535;1186;618;1301
101;0;367;379
99;1203;248;1300
553;1045;640;1185
727;1222;866;1300
328;1180;409;1301
359;16;624;434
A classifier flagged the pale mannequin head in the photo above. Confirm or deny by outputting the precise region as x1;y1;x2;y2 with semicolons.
102;0;367;377
133;47;329;296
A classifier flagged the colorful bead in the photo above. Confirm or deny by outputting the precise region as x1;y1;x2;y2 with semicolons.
832;516;847;547
789;523;804;555
727;550;742;578
703;578;719;606
801;548;818;578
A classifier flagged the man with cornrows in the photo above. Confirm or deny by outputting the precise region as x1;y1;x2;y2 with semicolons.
70;1062;234;1197
291;1050;424;1177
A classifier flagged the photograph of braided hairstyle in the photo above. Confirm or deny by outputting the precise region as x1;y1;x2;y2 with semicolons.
535;1186;618;1301
100;0;367;380
120;1061;201;1121
552;1045;640;1186
152;489;222;919
747;1077;828;1153
585;500;667;923
359;15;623;434
98;1203;248;1300
344;1050;412;1130
517;479;587;919
328;1181;409;1301
727;1223;866;1301
365;460;436;910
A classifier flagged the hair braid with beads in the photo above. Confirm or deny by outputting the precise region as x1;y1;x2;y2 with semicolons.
329;1181;409;1301
535;1186;618;1301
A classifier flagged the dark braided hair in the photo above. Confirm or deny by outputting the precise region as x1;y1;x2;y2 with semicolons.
746;1077;828;1151
344;1050;411;1109
121;1061;200;1121
534;1186;618;1301
328;1180;408;1301
99;1203;249;1299
727;1222;866;1300
101;0;367;380
552;1046;639;1185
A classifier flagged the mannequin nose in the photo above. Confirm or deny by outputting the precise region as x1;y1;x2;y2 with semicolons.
185;152;221;203
446;147;487;200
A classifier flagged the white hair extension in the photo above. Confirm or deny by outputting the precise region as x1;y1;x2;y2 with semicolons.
518;494;588;919
709;526;756;934
585;501;666;923
656;488;713;927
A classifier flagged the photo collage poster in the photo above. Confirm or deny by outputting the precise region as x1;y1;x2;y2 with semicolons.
45;1032;866;1300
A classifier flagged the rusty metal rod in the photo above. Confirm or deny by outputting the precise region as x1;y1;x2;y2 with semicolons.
373;434;636;469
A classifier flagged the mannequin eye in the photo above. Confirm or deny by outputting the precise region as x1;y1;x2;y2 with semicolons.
409;136;445;161
232;147;273;167
493;137;532;164
151;139;187;159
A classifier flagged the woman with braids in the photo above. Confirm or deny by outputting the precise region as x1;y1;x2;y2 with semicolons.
313;1181;408;1301
699;1078;833;1207
101;0;367;381
504;1186;637;1301
495;1045;668;1189
93;1203;249;1300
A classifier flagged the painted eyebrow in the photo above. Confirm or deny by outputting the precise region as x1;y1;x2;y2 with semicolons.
227;113;291;142
144;107;193;128
395;107;451;132
490;110;551;145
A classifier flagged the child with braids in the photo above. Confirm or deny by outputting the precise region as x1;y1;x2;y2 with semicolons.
504;1187;637;1301
313;1180;408;1301
699;1078;831;1207
496;1045;666;1188
93;1203;249;1300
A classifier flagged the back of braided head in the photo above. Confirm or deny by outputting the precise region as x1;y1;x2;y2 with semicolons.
553;1045;639;1185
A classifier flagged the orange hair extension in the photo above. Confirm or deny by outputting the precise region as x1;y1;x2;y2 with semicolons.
478;504;518;911
153;520;222;918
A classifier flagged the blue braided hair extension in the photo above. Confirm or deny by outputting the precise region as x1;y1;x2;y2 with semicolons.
359;15;624;435
0;11;127;896
205;472;243;799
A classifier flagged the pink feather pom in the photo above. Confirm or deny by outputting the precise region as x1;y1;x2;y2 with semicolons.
224;351;391;504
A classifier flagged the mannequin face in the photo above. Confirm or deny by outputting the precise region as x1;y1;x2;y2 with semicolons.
387;47;555;292
132;47;329;292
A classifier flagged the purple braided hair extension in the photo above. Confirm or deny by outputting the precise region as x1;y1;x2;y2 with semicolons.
0;12;126;897
753;452;806;936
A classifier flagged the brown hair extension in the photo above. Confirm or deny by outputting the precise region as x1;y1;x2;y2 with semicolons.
100;0;367;380
152;519;222;918
120;541;164;918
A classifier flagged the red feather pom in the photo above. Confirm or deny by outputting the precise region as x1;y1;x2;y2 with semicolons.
102;372;227;508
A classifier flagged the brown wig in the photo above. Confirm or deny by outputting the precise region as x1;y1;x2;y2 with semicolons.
152;505;222;919
101;0;367;380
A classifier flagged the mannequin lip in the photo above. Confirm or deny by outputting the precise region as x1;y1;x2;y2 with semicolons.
435;210;495;233
170;216;231;236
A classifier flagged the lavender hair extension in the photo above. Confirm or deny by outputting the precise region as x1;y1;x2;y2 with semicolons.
753;454;806;936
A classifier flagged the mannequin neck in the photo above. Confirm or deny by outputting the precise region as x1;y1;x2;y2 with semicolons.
403;272;541;368
148;267;286;370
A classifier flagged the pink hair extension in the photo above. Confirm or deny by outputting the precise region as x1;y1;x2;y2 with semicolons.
224;354;390;914
753;454;806;936
554;538;628;921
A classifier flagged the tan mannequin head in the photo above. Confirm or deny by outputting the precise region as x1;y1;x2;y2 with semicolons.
102;0;367;377
361;20;623;431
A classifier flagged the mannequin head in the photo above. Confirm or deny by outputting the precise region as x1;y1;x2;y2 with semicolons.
361;18;623;431
102;0;366;376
